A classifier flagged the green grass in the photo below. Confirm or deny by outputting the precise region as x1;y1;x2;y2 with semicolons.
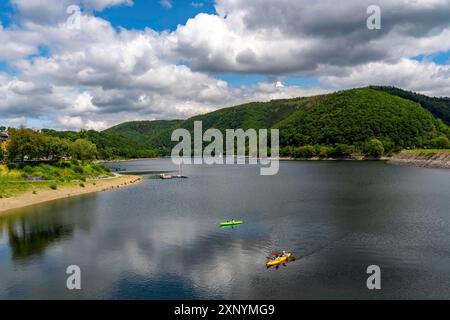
0;161;112;199
400;149;450;156
0;180;77;198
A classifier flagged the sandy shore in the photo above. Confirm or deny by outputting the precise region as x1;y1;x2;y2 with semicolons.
0;175;143;215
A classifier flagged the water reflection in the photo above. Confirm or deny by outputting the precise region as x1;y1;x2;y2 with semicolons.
0;197;95;263
5;216;73;261
1;160;450;299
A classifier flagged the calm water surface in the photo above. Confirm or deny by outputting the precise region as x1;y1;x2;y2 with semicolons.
1;159;450;299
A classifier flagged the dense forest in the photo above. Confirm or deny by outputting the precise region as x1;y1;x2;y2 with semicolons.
104;120;182;156
102;87;450;158
43;129;158;159
104;101;304;154
276;88;450;157
371;86;450;126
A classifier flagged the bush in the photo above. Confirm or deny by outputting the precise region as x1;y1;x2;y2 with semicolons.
49;184;58;190
314;145;334;157
331;144;356;157
292;146;316;158
79;183;85;188
71;139;98;160
364;138;385;157
72;165;84;174
430;136;450;149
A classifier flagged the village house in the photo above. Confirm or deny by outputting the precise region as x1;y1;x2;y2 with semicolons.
0;128;9;142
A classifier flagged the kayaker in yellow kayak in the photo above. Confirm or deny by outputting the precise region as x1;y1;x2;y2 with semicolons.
266;251;296;269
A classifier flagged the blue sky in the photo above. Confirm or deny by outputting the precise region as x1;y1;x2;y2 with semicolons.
98;0;216;31
0;0;13;26
413;51;450;66
0;0;217;30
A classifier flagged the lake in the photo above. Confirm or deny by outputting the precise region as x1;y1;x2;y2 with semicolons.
1;159;450;299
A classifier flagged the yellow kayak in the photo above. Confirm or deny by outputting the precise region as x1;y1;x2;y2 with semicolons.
266;252;294;268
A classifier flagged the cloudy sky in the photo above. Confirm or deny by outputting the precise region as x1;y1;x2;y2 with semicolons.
1;0;450;130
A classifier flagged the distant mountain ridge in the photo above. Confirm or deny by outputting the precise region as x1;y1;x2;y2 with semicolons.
102;87;450;157
371;86;450;125
104;100;303;154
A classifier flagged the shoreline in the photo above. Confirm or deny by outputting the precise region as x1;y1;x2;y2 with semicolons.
276;156;390;161
99;153;450;169
388;151;450;169
0;174;143;215
96;157;164;163
100;156;390;163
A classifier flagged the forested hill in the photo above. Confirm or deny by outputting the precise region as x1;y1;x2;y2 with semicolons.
100;87;450;158
103;120;182;156
103;100;303;154
371;86;450;126
275;88;450;156
43;129;158;159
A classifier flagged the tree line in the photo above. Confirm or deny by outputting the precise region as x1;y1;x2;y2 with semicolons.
0;128;98;163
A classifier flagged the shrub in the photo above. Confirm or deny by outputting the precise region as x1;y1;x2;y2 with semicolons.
331;144;356;157
314;145;334;158
364;138;385;157
72;165;84;174
293;146;316;158
49;184;58;190
430;136;450;149
71;139;98;160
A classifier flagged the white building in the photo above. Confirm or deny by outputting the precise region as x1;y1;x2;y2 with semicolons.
0;131;9;142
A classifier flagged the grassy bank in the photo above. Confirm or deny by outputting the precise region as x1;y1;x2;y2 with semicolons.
400;149;450;156
0;161;113;199
0;174;142;214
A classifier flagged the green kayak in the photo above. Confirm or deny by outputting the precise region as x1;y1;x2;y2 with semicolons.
219;220;244;227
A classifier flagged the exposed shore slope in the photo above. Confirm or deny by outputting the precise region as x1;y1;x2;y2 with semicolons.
0;175;142;215
388;151;450;169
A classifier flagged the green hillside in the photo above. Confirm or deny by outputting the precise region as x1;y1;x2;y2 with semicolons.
41;87;450;159
104;120;182;155
181;100;303;131
100;87;450;157
104;100;302;154
371;86;450;126
275;88;450;156
42;129;157;160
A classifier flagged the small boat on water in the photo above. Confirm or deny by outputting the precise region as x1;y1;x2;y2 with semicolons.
266;252;296;269
160;173;173;180
219;220;244;228
160;164;188;180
